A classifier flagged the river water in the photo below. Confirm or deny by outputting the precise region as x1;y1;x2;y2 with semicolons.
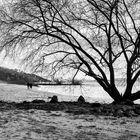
1;80;140;104
38;80;140;104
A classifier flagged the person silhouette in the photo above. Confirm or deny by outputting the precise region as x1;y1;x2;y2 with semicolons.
27;82;33;89
27;82;30;89
29;83;32;89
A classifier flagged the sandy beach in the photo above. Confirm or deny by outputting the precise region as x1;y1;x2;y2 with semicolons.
0;83;140;139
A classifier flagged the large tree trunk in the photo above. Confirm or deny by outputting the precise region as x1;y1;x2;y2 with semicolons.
123;85;133;101
104;85;123;103
95;77;123;103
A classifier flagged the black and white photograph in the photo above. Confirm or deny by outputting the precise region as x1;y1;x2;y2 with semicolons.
0;0;140;139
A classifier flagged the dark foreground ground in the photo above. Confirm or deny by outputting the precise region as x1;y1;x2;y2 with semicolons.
0;100;140;117
0;100;140;139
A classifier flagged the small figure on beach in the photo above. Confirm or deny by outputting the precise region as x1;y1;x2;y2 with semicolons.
77;95;85;103
27;82;32;89
27;82;30;89
50;95;58;103
29;83;32;89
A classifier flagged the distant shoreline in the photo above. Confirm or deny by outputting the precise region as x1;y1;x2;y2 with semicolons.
36;83;83;86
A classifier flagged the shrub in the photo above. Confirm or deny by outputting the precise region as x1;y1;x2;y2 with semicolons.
71;79;83;85
77;96;85;103
54;79;63;85
50;95;58;103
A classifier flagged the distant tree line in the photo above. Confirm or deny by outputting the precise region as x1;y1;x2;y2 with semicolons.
0;67;49;84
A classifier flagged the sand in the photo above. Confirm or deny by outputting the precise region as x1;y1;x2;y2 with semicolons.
0;110;140;139
0;83;140;139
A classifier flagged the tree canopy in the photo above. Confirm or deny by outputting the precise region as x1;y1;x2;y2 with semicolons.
1;0;140;103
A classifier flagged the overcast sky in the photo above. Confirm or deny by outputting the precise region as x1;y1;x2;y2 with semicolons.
0;0;6;5
0;0;18;70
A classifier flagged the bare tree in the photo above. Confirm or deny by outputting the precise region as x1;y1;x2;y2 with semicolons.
0;0;140;103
